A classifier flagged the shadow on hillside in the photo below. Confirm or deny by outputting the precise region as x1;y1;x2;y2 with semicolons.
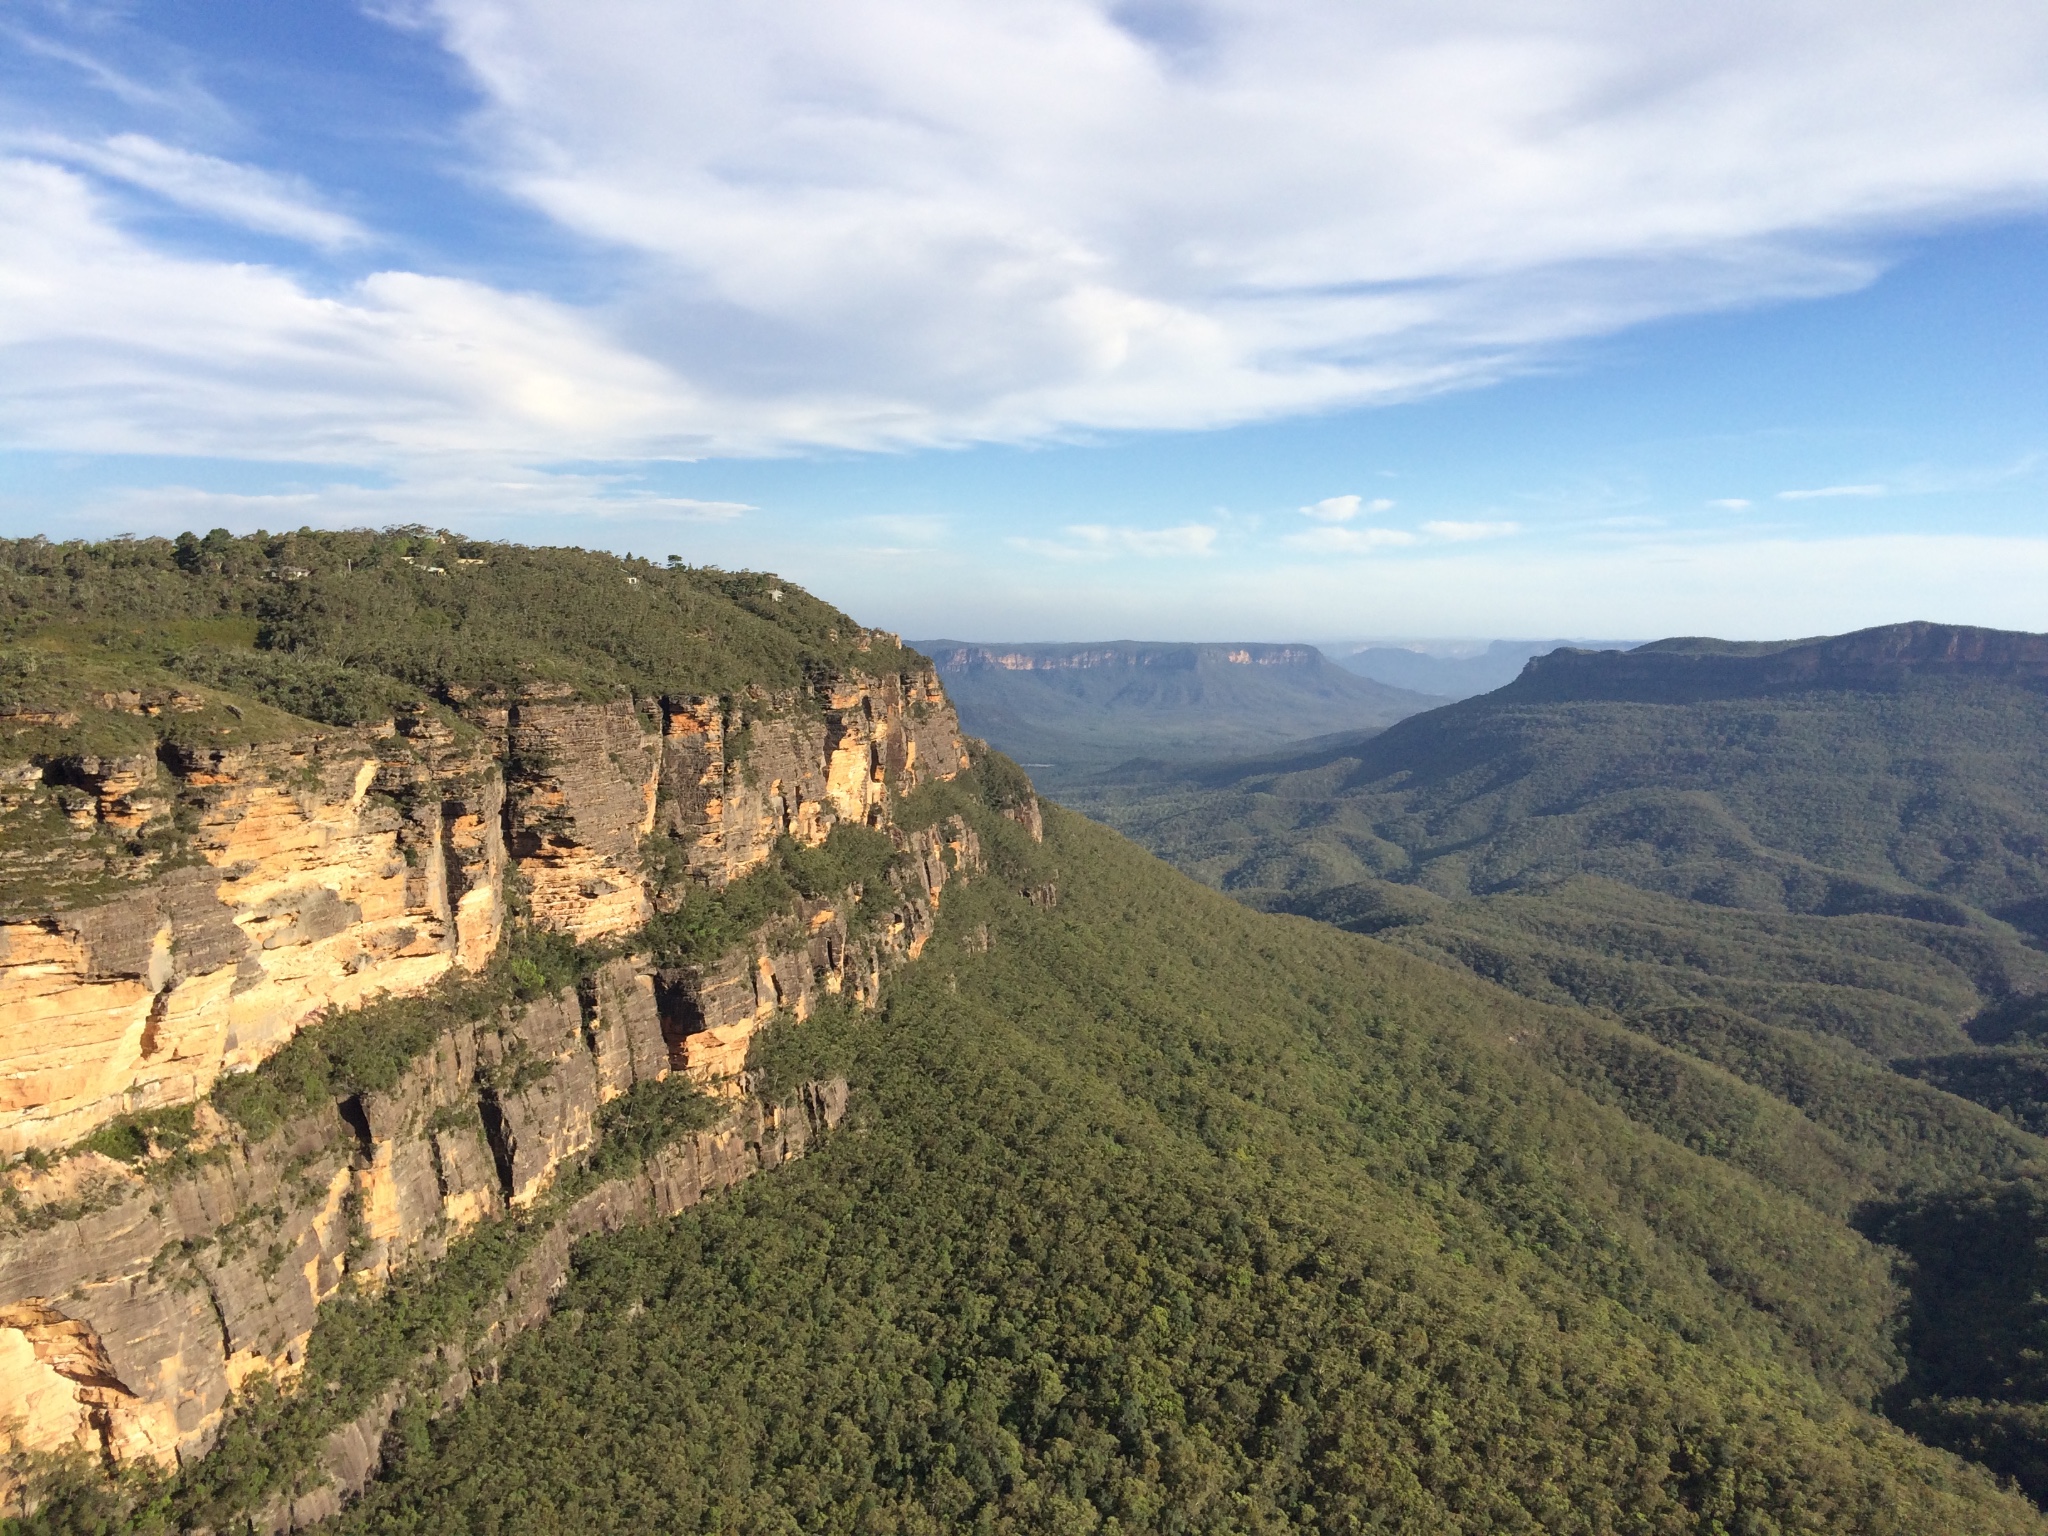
1860;1179;2048;1507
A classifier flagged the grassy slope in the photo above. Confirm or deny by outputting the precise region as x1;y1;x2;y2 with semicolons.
330;802;2041;1535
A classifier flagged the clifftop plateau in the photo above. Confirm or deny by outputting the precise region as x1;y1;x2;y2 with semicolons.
921;636;1445;787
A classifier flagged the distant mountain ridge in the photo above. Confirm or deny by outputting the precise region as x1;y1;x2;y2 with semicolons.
1059;618;2048;1499
1087;620;2048;941
925;639;1326;671
1515;621;2048;702
1335;638;1639;700
917;637;1447;787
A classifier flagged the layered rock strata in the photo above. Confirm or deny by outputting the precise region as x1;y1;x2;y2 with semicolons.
496;670;966;942
0;722;505;1157
653;671;967;890
1;660;968;1155
263;1079;847;1534
0;956;852;1475
0;651;982;1505
660;814;982;1081
0;809;982;1482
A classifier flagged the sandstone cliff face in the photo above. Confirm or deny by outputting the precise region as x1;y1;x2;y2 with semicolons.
0;652;981;1500
653;669;967;889
0;659;967;1155
0;1100;358;1469
658;814;981;1082
474;666;968;939
0;721;505;1158
0;955;857;1476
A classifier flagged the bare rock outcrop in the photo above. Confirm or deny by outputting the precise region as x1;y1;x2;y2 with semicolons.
0;646;983;1504
0;658;968;1157
653;668;968;889
657;815;981;1082
0;967;679;1471
0;809;980;1479
0;727;506;1157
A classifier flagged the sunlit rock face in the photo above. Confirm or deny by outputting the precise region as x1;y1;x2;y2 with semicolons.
0;979;850;1480
0;724;506;1159
656;813;982;1087
0;660;968;1158
0;650;992;1487
652;664;967;890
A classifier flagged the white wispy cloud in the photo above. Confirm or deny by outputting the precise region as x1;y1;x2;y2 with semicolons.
1421;519;1521;542
0;158;708;462
1282;526;1420;554
81;472;753;529
1777;483;1887;500
1300;495;1395;523
19;133;368;248
6;0;2048;460
1010;522;1218;560
1707;498;1753;510
660;498;753;520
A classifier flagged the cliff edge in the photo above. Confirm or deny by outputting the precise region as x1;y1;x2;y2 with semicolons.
0;531;1031;1516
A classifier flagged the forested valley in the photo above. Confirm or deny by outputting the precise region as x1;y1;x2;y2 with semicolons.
2;540;2047;1532
1056;624;2048;1506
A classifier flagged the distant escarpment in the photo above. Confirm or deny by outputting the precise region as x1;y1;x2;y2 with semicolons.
1511;621;2048;703
920;637;1446;787
925;640;1327;672
0;530;1034;1520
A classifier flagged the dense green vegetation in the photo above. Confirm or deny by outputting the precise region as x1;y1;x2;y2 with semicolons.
1057;625;2048;1501
0;528;915;724
15;575;2048;1531
315;800;2047;1533
3;1070;722;1534
924;640;1441;791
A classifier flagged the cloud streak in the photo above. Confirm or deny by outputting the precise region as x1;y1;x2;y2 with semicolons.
1777;484;1888;500
5;0;2048;463
1009;522;1219;560
1420;519;1521;543
1300;495;1395;523
1282;526;1419;554
19;134;369;248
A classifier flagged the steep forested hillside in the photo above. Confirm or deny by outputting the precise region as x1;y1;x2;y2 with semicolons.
8;552;2048;1534
326;798;2042;1534
1082;624;2048;938
1064;622;2048;1496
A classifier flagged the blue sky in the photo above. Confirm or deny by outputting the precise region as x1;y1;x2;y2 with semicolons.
2;0;2046;641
